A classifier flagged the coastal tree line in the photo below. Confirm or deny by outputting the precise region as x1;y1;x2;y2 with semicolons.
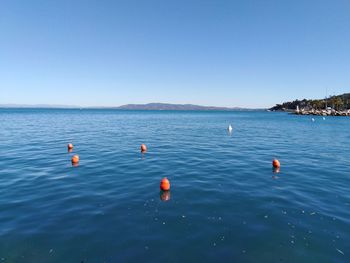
270;93;350;111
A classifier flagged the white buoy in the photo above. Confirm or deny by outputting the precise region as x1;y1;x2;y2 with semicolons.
228;125;233;132
311;118;315;122
323;117;326;120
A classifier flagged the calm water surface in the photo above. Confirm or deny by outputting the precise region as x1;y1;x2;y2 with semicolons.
0;109;349;262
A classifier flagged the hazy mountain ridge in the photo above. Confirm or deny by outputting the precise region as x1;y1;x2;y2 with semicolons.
116;103;252;111
0;103;261;111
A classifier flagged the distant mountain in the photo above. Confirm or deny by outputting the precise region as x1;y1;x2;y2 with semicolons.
116;103;252;111
0;103;261;111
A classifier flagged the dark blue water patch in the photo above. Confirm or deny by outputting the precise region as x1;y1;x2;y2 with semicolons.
0;109;349;262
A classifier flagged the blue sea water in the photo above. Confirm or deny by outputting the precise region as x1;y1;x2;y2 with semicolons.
0;109;349;262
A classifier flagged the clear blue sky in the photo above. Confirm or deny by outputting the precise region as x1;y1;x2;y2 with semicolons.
1;0;349;108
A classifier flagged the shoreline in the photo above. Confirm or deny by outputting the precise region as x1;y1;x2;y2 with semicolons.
293;109;350;116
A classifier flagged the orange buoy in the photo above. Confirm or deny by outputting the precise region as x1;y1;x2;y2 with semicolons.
68;143;74;151
160;177;170;191
140;144;147;153
71;155;79;164
272;159;280;168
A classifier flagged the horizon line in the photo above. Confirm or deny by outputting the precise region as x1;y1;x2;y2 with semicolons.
0;102;267;110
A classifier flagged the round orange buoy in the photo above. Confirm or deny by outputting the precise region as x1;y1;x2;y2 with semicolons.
71;155;79;164
67;143;74;150
140;144;147;153
160;177;170;191
272;159;280;168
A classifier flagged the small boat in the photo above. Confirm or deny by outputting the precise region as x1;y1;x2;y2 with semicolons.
228;125;233;132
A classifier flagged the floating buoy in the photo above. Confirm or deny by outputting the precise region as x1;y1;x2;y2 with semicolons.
272;159;280;168
160;177;170;191
140;144;147;153
228;125;233;133
311;118;315;122
67;143;74;151
323;117;326;120
71;155;79;164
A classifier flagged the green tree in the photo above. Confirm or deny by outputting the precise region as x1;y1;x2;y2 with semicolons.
334;97;343;110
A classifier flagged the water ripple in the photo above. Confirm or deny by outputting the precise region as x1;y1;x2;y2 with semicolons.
0;109;349;262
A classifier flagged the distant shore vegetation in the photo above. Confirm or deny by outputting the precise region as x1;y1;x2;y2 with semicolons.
270;93;350;111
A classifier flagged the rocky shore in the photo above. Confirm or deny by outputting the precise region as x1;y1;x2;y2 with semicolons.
294;108;350;116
